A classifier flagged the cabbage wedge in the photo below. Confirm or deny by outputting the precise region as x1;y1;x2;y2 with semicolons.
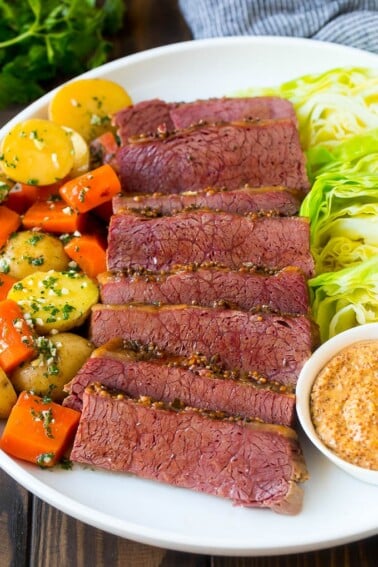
306;128;378;181
240;67;378;150
309;257;378;342
300;173;378;273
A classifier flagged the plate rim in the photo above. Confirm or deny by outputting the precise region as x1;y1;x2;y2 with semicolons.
1;35;378;556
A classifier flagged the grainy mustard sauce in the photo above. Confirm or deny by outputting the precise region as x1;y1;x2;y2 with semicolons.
310;340;378;470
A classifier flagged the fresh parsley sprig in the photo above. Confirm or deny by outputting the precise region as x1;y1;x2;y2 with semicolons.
0;0;125;109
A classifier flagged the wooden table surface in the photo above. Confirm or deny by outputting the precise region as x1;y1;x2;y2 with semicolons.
0;1;377;565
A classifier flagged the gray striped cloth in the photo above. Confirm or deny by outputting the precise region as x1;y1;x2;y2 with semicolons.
179;0;378;54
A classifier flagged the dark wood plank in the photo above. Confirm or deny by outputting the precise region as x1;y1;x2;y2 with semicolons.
106;0;192;61
211;536;378;566
0;469;30;567
31;497;209;567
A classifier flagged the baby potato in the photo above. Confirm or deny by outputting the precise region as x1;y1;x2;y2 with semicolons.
0;231;70;280
0;119;74;185
11;333;94;402
48;78;132;141
0;368;17;418
63;127;90;177
7;269;99;334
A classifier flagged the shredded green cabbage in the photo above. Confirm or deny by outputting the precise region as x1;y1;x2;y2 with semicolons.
309;257;378;342
300;173;378;273
306;128;378;181
241;66;378;150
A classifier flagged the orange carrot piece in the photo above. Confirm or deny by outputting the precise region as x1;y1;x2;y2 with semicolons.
0;205;21;247
22;199;87;234
0;274;18;301
0;391;80;467
4;183;39;214
0;299;36;373
4;181;65;214
59;164;121;213
64;234;107;279
36;182;64;202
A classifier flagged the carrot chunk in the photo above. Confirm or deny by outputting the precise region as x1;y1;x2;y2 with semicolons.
0;391;80;467
0;299;36;372
4;181;65;214
0;205;21;247
0;274;18;301
4;183;39;214
64;234;107;279
59;164;121;213
22;199;87;233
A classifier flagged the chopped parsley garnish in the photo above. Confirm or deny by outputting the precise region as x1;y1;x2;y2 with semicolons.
30;407;54;438
62;303;75;320
27;234;44;246
36;452;55;468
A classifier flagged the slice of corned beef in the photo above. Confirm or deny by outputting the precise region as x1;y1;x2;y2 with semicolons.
106;210;314;277
116;119;310;194
112;186;303;216
169;96;297;129
113;96;297;144
113;98;175;140
98;265;309;315
90;304;317;387
70;384;308;514
63;339;296;426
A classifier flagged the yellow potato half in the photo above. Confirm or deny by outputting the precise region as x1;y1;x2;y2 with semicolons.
48;78;132;141
8;269;99;334
0;119;74;185
11;333;94;402
63;127;90;177
0;368;17;419
0;231;70;280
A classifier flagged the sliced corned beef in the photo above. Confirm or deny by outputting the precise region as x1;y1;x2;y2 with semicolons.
90;304;317;387
106;210;314;277
98;265;309;314
116;119;310;194
112;185;303;216
70;384;308;514
169;96;297;129
63;339;296;426
113;98;175;140
113;96;296;144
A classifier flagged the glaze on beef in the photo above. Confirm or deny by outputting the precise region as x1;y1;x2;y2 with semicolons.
63;339;296;426
90;304;317;387
98;265;309;314
106;210;314;277
116;119;310;194
70;384;308;514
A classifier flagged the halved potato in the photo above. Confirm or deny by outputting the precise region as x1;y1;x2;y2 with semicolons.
11;333;94;402
0;119;74;185
0;368;17;419
7;269;99;333
0;230;70;280
63;127;90;177
48;78;132;141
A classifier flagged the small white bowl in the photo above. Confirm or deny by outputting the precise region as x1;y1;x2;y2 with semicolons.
296;322;378;485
